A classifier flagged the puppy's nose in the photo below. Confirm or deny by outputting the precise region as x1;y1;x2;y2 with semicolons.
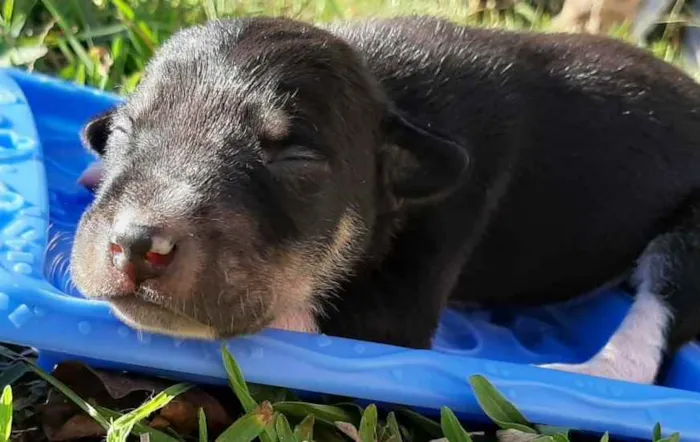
109;224;176;284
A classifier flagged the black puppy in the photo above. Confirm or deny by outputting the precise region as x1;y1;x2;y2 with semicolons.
71;15;700;385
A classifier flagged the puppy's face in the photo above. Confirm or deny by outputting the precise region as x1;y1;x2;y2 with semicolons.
70;18;469;340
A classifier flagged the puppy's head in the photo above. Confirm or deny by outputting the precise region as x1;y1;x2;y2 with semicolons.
70;17;469;340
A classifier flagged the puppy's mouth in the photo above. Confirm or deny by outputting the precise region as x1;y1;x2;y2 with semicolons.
104;291;273;340
107;295;221;340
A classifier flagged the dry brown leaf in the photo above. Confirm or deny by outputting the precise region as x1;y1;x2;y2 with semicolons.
53;361;168;401
43;414;105;441
44;361;234;439
39;390;79;432
159;398;197;434
335;422;361;442
179;390;233;434
149;415;171;431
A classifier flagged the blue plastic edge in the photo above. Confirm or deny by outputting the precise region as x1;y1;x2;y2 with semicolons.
0;67;700;441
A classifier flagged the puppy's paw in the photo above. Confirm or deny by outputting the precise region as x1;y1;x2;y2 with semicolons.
537;356;657;384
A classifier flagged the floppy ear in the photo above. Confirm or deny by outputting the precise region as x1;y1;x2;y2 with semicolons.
81;108;117;157
381;108;470;206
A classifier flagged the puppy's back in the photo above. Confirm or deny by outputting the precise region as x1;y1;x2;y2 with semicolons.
326;16;700;135
328;16;700;306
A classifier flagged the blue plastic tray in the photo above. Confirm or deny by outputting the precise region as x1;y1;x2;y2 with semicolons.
2;66;700;441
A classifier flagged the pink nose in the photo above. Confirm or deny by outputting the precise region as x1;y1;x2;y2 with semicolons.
109;224;176;284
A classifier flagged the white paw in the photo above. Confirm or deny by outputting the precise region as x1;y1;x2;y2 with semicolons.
536;290;669;385
537;354;657;384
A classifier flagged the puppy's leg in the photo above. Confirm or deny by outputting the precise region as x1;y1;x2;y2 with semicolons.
539;285;671;383
540;199;700;384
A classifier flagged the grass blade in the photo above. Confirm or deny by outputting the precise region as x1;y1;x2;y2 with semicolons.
220;348;277;442
0;386;12;442
221;346;257;412
216;402;276;442
335;422;360;442
396;408;442;438
107;383;192;441
600;432;610;442
111;0;135;21
294;414;315;441
275;414;296;442
75;62;86;85
0;45;49;67
468;375;536;433
359;404;378;442
654;423;663;442
274;402;358;426
203;0;218;20
122;71;142;94
41;0;96;74
2;0;14;27
440;407;472;442
657;433;682;442
75;23;128;40
386;412;402;442
114;383;192;424
0;362;28;389
96;406;181;442
104;34;126;90
552;434;569;442
536;425;571;439
9;2;33;39
26;362;110;429
199;408;208;442
248;384;298;404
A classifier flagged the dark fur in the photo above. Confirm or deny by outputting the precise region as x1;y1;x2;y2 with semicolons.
72;16;700;355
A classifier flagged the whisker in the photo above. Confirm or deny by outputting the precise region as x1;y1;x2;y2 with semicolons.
44;228;81;296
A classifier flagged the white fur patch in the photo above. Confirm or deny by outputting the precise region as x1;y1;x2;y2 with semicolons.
153;182;203;217
268;306;320;334
150;235;175;255
539;290;672;384
111;208;139;241
110;299;219;340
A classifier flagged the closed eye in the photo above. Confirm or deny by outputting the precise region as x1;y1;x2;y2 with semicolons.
265;145;327;165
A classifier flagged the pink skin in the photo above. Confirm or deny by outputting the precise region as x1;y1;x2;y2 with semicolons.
78;161;105;191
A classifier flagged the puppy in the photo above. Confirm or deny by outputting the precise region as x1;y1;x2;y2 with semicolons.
71;15;700;385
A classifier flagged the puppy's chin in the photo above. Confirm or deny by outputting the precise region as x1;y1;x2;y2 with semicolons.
109;298;221;340
268;306;320;334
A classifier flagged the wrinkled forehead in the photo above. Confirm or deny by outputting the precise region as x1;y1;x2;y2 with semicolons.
122;65;292;145
118;20;371;142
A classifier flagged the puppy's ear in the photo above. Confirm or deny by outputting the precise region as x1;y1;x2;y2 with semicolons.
81;108;117;157
382;108;470;207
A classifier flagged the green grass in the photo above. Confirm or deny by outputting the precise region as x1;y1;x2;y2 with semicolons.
0;345;680;442
1;0;699;92
0;1;698;440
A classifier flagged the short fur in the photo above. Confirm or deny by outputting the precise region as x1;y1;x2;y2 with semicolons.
71;16;700;383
